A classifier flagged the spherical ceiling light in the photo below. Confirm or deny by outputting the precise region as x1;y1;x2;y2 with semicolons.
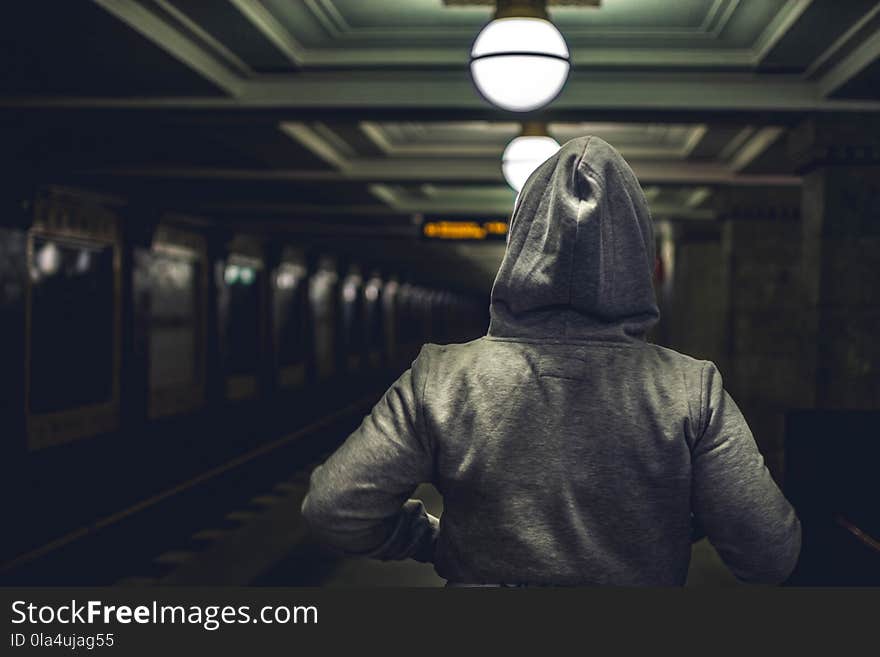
470;2;570;112
502;124;560;192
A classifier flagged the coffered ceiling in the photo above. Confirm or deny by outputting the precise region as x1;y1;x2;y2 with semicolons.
192;0;806;68
2;0;879;294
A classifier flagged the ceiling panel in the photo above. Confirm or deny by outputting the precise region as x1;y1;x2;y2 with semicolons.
830;57;880;101
207;124;338;169
0;0;225;97
759;0;878;72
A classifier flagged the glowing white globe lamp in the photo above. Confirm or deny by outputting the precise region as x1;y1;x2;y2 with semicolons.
470;1;570;112
502;123;560;192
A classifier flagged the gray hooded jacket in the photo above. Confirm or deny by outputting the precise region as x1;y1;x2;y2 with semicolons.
301;136;801;586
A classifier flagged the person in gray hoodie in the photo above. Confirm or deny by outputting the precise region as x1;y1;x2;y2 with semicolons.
301;136;801;586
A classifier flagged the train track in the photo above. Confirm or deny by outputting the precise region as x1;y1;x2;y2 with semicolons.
1;393;380;585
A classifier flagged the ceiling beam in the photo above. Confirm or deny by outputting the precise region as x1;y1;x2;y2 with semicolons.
6;70;880;114
150;198;715;221
221;219;418;237
194;202;413;216
367;184;716;219
76;161;802;186
240;71;880;112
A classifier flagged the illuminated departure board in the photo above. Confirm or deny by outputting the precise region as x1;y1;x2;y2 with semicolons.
421;219;508;240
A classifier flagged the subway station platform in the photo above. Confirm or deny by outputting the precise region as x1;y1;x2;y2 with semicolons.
2;0;879;589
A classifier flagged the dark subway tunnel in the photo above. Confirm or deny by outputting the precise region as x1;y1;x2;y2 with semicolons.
0;0;878;591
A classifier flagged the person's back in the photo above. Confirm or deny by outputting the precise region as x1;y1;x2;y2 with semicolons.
302;136;801;586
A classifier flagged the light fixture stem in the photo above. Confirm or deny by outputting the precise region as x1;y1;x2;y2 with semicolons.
520;121;550;137
495;0;549;20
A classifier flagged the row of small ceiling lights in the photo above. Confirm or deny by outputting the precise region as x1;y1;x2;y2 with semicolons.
469;0;572;192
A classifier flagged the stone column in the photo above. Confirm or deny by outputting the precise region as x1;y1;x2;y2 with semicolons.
261;238;283;401
204;226;230;409
715;187;804;481
789;115;880;409
118;208;158;434
662;220;728;370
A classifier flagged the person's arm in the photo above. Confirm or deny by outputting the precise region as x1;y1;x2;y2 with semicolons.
300;349;438;563
690;363;801;584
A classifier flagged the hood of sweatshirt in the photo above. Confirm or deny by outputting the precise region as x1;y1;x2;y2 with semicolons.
488;135;659;341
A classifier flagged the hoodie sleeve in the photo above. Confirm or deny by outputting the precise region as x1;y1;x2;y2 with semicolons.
691;363;801;584
300;348;438;563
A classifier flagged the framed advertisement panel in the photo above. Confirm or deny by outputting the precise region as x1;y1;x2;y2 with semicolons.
146;225;208;419
25;198;121;449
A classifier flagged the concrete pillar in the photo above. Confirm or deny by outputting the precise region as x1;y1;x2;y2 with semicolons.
662;220;727;370
204;227;230;410
119;208;158;434
261;238;283;400
789;115;880;409
715;187;804;480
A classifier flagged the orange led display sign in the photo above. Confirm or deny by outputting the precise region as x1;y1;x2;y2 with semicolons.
422;220;508;241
